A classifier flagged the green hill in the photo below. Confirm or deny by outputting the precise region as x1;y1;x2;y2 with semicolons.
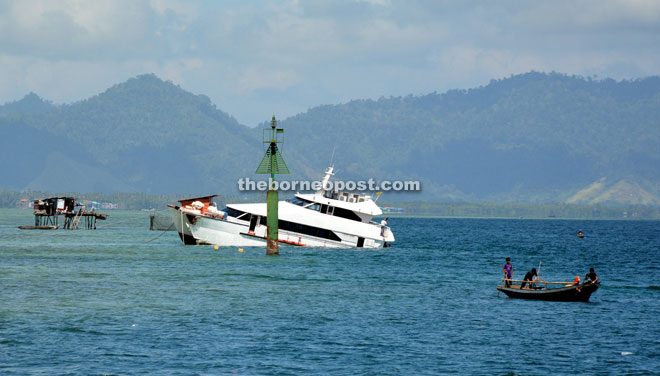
0;74;260;194
1;72;659;205
278;72;660;202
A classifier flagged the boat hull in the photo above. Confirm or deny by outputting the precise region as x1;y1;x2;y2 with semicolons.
190;216;268;247
168;206;210;245
497;283;599;302
189;215;350;248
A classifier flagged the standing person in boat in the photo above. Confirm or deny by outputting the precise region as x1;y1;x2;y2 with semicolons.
502;257;514;287
584;268;598;284
380;217;389;236
520;268;538;290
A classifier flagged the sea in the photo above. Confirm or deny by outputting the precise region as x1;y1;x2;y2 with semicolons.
1;208;659;375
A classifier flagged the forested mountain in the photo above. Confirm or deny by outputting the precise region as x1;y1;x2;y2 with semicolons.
0;74;259;194
1;72;659;205
278;72;660;203
0;92;54;116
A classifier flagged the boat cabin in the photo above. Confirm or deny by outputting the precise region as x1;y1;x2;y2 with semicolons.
33;197;76;216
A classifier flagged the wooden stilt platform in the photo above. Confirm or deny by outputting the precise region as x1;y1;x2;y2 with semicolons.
18;197;108;230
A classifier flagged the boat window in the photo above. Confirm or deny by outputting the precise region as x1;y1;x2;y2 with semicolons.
224;207;250;221
278;219;341;241
287;196;322;212
257;216;340;241
332;207;363;222
286;197;310;207
305;203;321;211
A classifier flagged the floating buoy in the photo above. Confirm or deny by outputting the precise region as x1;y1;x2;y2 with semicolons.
238;248;244;253
214;245;219;250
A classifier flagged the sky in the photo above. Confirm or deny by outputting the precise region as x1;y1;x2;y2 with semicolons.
1;0;659;126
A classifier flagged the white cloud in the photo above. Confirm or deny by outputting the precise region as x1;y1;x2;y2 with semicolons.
149;0;198;22
0;55;141;103
0;0;156;58
0;0;659;125
355;0;391;6
512;0;660;31
235;66;301;93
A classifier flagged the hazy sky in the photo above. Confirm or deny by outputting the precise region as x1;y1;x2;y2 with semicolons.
1;0;659;126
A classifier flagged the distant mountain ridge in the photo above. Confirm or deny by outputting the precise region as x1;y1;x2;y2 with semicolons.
1;74;260;194
1;72;659;205
276;72;660;203
566;178;660;206
0;92;55;116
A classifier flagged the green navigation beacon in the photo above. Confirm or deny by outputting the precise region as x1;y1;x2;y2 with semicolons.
256;116;289;255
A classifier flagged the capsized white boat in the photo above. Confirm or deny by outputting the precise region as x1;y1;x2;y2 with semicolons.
168;195;218;245
168;167;394;248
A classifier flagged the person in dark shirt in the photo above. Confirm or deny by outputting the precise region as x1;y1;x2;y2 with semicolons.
584;268;598;284
520;268;538;289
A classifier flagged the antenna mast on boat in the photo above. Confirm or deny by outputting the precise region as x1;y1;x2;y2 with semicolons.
330;146;336;168
256;116;289;255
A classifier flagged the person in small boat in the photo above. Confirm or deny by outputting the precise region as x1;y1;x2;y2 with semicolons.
502;257;514;287
584;268;598;284
520;268;538;289
577;230;584;238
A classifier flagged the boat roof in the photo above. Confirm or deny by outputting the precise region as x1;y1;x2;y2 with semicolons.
226;194;382;217
296;192;383;216
177;195;218;205
227;203;267;216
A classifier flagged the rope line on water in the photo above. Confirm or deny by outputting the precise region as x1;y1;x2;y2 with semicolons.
144;223;176;243
96;210;171;228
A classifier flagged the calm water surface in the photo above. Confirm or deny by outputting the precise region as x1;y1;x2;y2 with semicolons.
1;209;659;375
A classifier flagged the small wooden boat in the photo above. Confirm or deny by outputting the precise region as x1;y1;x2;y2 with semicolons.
497;279;599;302
18;225;59;230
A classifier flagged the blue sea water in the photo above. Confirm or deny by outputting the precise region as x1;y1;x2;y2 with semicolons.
1;209;659;375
